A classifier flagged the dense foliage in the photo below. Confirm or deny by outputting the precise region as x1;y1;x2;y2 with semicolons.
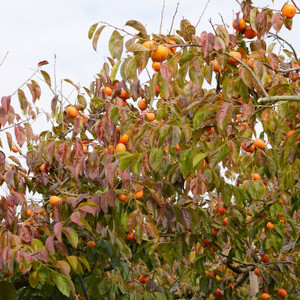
0;1;299;299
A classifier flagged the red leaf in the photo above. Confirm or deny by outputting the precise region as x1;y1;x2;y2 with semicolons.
26;83;37;104
51;95;58;114
54;221;63;242
19;225;32;244
267;52;279;70
46;141;55;163
272;12;284;32
1;247;12;264
1;96;11;113
160;63;173;83
57;143;67;166
73;156;85;179
14;125;26;147
145;221;159;239
31;80;41;99
105;163;116;188
11;191;25;205
38;60;49;67
46;236;56;255
201;31;215;59
179;208;191;230
70;211;84;226
216;102;233;131
79;205;97;215
241;103;254;120
0;107;8;127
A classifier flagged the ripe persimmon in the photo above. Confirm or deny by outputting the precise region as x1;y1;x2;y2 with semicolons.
126;232;135;241
40;163;47;173
241;141;255;152
228;51;242;64
118;194;127;202
212;228;218;236
12;146;19;153
49;196;62;207
152;62;161;72
139;275;148;284
27;209;33;217
151;45;169;62
282;3;296;18
253;173;261;180
261;293;270;300
223;217;228;225
232;18;246;32
277;288;287;298
254;268;259;276
104;145;114;153
137;99;147;110
120;89;129;100
66;106;78;118
142;40;155;50
266;222;274;230
247;58;254;69
119;133;129;144
174;144;180;151
116;143;126;153
253;139;266;149
244;27;257;39
87;241;96;248
134;190;143;199
261;254;269;263
102;86;112;96
286;130;300;140
146;112;155;121
212;60;225;73
213;288;223;299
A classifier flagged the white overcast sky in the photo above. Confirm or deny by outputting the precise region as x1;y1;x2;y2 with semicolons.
0;0;299;114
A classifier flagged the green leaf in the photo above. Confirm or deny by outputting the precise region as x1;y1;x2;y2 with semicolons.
125;20;148;39
149;148;164;171
192;151;207;169
179;149;193;178
55;275;71;297
98;279;112;295
110;60;121;81
92;25;105;51
200;276;210;296
119;261;129;282
119;152;133;172
67;255;78;272
62;227;78;248
0;281;17;300
40;70;51;86
88;23;99;39
127;43;150;52
109;30;124;60
167;125;181;148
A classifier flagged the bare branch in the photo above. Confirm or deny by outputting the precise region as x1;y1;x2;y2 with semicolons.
291;0;300;12
268;32;298;61
195;0;211;28
258;95;300;103
159;0;166;35
0;51;9;67
169;2;180;35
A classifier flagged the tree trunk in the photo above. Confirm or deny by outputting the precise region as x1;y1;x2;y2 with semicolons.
249;271;259;299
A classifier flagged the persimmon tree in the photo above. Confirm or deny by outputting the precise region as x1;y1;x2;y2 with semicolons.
0;0;299;299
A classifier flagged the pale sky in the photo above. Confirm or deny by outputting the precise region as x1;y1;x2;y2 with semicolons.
0;0;299;117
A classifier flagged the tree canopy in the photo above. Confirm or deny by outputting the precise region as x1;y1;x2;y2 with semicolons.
0;1;299;299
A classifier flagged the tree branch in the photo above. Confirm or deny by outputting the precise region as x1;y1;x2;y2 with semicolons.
258;95;300;103
195;0;211;28
268;32;298;61
0;51;9;67
159;0;166;35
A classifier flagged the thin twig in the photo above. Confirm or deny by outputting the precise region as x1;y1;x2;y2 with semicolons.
0;51;9;67
11;70;39;95
268;32;298;61
169;2;180;35
159;0;166;35
195;0;211;28
291;0;300;12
